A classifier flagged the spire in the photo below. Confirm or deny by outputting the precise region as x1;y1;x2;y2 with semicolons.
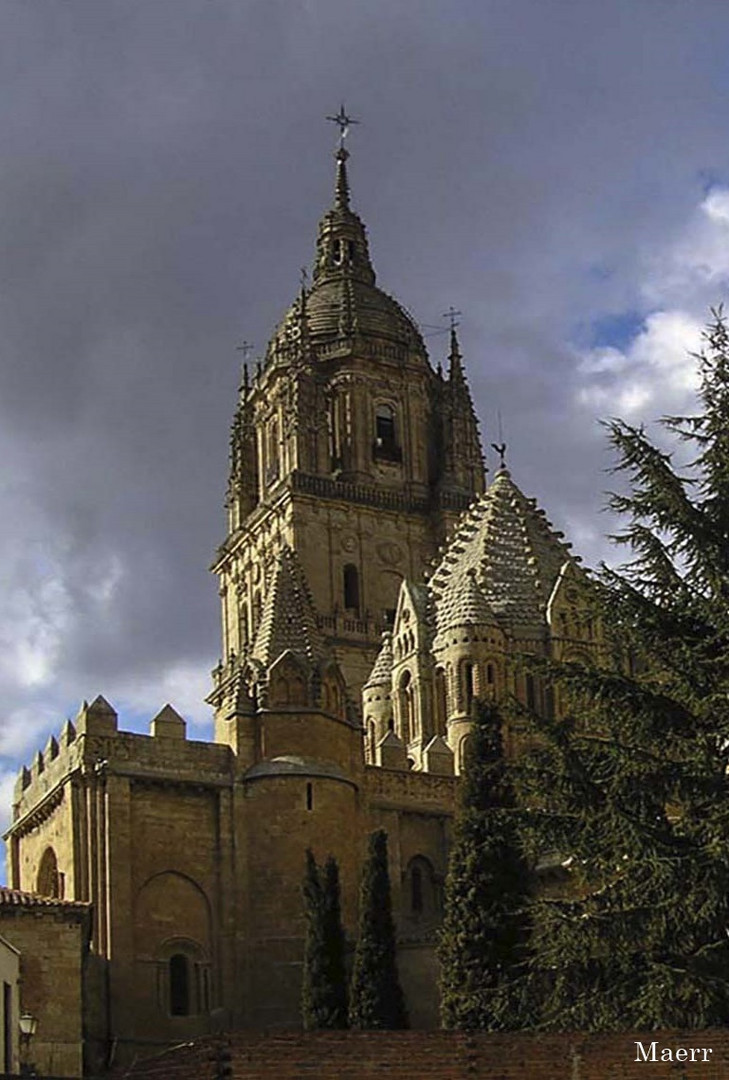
326;104;358;213
443;307;466;386
448;324;467;385
334;146;350;210
313;106;375;287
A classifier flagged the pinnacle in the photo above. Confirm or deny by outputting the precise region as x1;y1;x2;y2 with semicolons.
251;545;327;670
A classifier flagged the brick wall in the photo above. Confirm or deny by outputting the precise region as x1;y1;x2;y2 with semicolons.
115;1028;729;1079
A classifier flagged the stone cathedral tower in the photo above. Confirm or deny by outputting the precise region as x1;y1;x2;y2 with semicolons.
209;137;485;729
3;126;598;1073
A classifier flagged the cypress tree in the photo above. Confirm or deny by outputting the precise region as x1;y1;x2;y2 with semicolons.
517;310;729;1030
348;829;407;1029
301;849;348;1029
438;699;533;1030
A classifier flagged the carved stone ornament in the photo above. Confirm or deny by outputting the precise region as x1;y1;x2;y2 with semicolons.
377;541;402;566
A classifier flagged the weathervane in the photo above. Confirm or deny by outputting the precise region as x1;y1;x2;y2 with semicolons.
326;104;360;148
491;410;507;469
443;306;461;331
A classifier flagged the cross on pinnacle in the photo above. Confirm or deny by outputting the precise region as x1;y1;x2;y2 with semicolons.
236;340;254;389
326;104;360;148
443;306;461;331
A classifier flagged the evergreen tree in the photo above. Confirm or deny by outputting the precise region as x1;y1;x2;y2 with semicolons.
517;310;729;1030
301;850;348;1029
348;829;408;1029
438;699;533;1030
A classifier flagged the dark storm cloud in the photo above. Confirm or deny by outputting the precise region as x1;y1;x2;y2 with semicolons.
2;0;729;843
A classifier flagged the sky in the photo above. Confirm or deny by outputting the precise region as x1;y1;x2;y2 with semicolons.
3;0;729;862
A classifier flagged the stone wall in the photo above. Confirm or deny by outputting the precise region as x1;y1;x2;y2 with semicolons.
115;1029;729;1079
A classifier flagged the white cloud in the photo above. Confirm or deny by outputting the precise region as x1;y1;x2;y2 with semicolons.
575;189;729;421
702;189;729;225
577;310;702;418
110;658;215;730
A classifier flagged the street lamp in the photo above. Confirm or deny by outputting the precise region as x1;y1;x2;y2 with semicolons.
18;1012;38;1077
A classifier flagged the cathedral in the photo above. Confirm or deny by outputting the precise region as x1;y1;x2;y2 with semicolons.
1;130;597;1074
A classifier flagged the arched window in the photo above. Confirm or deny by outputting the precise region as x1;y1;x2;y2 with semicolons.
434;667;447;735
525;673;536;711
373;403;401;462
463;662;475;713
265;417;280;486
343;564;360;612
398;670;414;743
37;847;61;899
404;856;441;923
169;954;190;1017
411;863;423;913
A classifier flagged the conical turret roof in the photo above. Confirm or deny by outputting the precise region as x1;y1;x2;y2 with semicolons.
364;631;394;690
251;545;326;669
435;567;498;635
429;467;578;637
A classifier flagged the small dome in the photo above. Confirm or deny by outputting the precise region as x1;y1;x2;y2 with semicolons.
242;756;353;785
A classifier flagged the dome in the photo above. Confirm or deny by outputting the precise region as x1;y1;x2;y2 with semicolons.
266;147;427;361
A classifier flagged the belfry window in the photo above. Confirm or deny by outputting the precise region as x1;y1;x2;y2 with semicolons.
373;403;402;463
343;563;360;612
265;418;280;486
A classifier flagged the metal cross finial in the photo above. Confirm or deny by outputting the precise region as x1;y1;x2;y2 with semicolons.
236;340;254;390
326;104;360;148
443;306;462;331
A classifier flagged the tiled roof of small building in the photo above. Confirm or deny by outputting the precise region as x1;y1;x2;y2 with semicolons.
429;467;576;637
251;545;327;670
0;886;90;911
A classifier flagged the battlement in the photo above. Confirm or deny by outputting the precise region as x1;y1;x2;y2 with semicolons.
9;695;231;828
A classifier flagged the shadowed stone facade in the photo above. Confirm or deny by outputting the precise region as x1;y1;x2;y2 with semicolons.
3;138;598;1072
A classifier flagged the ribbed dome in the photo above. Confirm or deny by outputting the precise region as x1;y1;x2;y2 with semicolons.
267;146;427;360
309;277;423;348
